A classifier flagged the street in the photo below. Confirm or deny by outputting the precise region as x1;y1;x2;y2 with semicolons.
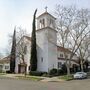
0;78;90;90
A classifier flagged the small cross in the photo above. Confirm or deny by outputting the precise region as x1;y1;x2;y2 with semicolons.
45;6;48;12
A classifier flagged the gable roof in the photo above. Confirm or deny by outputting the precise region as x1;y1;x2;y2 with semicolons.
23;36;31;41
16;35;31;45
37;11;56;19
0;55;10;64
57;46;72;53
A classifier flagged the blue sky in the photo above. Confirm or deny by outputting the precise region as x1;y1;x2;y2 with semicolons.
0;0;90;55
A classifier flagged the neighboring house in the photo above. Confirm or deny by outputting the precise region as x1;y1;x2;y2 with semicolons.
15;10;79;74
0;56;10;72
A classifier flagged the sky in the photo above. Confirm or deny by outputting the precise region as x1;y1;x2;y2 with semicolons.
0;0;90;56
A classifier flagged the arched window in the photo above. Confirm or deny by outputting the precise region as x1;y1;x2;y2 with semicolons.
40;20;42;29
42;19;45;27
50;19;54;28
39;19;45;29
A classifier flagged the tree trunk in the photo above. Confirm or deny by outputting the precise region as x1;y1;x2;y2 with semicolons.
81;59;84;72
66;62;70;76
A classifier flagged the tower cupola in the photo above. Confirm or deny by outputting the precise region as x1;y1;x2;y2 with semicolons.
37;10;56;30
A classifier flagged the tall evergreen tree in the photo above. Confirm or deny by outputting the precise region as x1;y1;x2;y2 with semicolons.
10;27;16;73
30;9;37;71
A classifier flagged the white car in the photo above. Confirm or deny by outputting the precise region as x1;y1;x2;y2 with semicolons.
73;72;87;79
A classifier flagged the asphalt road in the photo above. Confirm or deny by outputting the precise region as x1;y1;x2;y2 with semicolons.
0;78;90;90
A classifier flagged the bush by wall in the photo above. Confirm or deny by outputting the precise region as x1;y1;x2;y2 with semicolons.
29;71;46;76
49;68;58;76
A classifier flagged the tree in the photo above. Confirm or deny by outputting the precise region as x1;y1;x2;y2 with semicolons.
55;5;90;75
55;5;77;75
8;26;28;74
16;27;28;43
10;27;16;73
71;8;90;72
5;26;27;57
77;36;90;72
16;36;28;64
30;9;37;71
15;27;28;64
16;36;28;76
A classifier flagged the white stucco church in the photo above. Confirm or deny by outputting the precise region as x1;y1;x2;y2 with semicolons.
15;10;78;74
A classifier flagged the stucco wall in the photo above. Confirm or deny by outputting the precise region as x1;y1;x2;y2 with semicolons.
36;29;48;72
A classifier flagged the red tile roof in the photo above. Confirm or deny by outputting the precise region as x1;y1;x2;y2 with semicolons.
57;46;71;53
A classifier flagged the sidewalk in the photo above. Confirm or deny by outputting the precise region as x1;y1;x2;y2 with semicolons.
0;74;65;82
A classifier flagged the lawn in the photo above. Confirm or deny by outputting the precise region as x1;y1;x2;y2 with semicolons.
15;75;44;81
58;75;73;81
0;73;6;75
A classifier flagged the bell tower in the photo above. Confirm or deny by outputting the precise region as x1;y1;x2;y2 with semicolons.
36;10;57;72
37;9;56;30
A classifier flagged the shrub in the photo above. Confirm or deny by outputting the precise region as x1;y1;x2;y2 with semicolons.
57;69;64;75
49;68;57;76
6;70;12;74
42;73;46;77
61;64;67;74
29;71;43;76
0;70;3;73
42;73;48;77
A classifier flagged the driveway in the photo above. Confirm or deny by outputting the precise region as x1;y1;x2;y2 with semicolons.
0;78;90;90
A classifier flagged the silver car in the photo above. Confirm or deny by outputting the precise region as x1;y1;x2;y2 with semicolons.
73;72;87;79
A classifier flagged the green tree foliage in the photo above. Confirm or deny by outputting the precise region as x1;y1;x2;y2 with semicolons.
30;9;37;71
10;28;16;73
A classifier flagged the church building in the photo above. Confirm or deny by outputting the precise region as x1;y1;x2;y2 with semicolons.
15;10;78;74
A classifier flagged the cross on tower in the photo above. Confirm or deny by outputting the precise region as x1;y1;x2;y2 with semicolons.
45;6;48;12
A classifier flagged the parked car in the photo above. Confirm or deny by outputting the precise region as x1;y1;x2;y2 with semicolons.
73;72;87;79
